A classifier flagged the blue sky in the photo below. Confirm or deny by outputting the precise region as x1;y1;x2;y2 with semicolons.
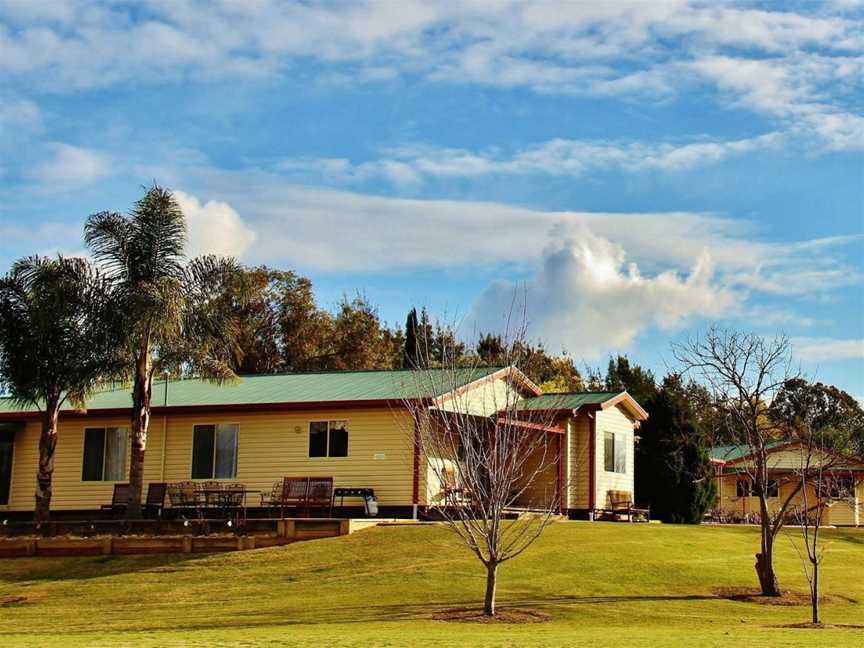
0;1;862;394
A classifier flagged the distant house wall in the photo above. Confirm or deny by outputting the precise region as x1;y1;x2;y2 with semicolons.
715;472;862;527
1;407;416;512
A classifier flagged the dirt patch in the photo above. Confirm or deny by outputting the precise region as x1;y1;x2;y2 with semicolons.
1;595;27;607
432;607;552;624
713;587;855;606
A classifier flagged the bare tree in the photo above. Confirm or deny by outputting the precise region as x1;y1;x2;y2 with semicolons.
779;381;861;625
400;316;566;617
673;327;800;597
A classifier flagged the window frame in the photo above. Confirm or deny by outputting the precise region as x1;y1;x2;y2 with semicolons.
191;423;239;480
81;426;128;483
603;431;626;474
308;420;350;459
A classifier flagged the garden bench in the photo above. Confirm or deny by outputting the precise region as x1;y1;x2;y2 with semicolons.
264;476;334;517
593;490;650;522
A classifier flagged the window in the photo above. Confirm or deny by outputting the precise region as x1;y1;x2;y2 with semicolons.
819;476;855;500
192;424;238;479
603;432;626;474
309;420;349;458
82;427;127;481
736;478;777;497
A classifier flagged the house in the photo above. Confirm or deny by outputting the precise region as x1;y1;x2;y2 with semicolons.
0;366;647;519
710;442;864;526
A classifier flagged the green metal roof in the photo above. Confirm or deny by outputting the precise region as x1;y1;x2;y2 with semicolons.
515;391;623;411
0;366;502;414
710;442;787;463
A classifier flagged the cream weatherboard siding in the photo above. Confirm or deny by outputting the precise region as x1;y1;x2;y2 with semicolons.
1;407;416;512
716;473;862;527
2;416;163;512
594;406;636;509
567;414;591;510
436;375;523;417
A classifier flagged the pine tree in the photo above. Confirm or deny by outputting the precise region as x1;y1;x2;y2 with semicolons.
402;308;420;368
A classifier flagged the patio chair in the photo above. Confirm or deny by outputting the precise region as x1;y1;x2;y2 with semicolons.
260;480;284;511
101;483;130;516
143;482;167;518
166;481;199;517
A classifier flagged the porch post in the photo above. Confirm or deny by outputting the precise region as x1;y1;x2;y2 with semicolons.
588;413;596;519
411;417;420;520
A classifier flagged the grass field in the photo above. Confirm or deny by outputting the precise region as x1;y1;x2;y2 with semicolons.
1;522;862;647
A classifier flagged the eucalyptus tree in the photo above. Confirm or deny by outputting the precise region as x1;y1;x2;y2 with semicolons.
674;327;798;597
0;256;122;522
85;185;242;517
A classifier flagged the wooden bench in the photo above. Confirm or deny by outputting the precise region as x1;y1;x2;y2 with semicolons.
593;490;650;522
263;477;334;517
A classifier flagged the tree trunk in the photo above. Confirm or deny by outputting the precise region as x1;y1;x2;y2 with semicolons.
811;559;820;625
127;351;152;519
755;545;781;597
34;401;60;524
756;494;782;597
483;562;498;616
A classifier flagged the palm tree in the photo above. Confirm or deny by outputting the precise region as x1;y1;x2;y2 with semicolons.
0;256;122;522
85;185;242;517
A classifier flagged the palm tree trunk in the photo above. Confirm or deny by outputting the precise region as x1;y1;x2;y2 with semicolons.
483;562;498;616
127;351;152;518
35;399;60;523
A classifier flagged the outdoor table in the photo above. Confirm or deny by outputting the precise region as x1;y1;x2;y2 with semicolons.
196;488;260;525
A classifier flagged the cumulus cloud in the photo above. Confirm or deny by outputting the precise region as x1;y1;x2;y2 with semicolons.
468;230;735;357
791;337;864;361
173;190;257;259
171;168;860;297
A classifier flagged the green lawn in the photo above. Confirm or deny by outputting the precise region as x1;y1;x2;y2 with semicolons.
1;522;862;647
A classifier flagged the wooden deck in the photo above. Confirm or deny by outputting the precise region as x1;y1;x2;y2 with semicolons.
0;517;389;558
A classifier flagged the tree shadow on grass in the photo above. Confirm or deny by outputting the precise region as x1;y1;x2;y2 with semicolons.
0;593;723;638
0;553;211;583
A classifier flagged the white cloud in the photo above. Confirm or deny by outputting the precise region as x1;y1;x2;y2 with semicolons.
1;1;860;156
791;337;864;361
279;132;786;184
468;229;735;358
173;190;257;259
167;167;861;302
28;143;113;186
0;98;40;132
689;54;864;152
